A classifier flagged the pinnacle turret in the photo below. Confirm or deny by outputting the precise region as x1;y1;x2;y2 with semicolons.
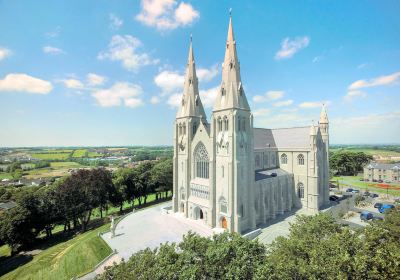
176;37;206;120
213;15;250;111
319;104;329;124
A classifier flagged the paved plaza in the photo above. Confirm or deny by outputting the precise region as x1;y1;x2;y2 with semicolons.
102;202;214;260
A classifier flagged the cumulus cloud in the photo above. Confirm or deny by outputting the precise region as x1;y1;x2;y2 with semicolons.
44;26;61;38
253;108;271;117
63;79;84;89
43;46;64;55
199;86;219;108
91;82;144;108
0;47;12;61
299;101;329;108
344;90;366;101
275;36;310;60
150;96;161;104
348;71;400;90
154;70;185;94
167;93;182;107
98;35;158;71
253;90;284;103
197;64;219;82
110;13;123;29
87;73;107;86
136;0;199;31
0;73;52;94
273;99;293;107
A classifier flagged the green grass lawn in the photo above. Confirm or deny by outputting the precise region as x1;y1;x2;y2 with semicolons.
330;148;400;157
87;152;102;157
72;149;87;158
0;224;112;280
332;176;400;197
50;162;82;168
31;153;71;160
0;173;12;180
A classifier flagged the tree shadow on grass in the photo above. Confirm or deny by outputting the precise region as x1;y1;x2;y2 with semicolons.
0;254;33;277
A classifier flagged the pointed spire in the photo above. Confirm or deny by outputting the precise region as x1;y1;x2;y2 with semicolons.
319;103;329;124
176;36;206;120
213;14;250;111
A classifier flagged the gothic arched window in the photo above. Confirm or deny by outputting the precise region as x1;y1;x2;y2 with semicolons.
193;123;197;135
224;116;229;131
238;117;241;131
220;197;227;214
194;143;209;179
242;118;246;131
179;123;182;135
297;183;304;198
297;154;305;165
263;153;268;166
218;117;222;132
281;153;288;165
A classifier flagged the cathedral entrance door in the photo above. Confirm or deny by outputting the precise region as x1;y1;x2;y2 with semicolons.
199;209;204;219
221;217;227;229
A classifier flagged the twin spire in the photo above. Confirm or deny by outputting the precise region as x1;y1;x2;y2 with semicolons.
177;14;250;120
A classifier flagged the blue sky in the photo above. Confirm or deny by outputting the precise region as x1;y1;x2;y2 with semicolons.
0;0;399;146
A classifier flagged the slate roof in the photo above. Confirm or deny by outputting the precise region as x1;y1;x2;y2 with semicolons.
366;162;400;170
253;127;311;149
255;168;292;181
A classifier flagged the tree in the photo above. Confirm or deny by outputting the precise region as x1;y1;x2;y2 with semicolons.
151;158;173;199
330;150;373;176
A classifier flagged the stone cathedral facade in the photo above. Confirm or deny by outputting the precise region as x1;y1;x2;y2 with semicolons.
172;16;330;234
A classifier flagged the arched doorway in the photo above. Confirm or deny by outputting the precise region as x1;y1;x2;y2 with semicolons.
221;217;227;229
199;209;204;219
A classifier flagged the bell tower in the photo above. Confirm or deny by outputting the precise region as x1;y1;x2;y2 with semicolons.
173;37;207;215
211;14;255;233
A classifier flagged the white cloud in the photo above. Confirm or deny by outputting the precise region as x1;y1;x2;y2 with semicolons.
348;71;400;90
110;14;123;29
197;64;219;82
136;0;199;31
150;96;161;104
167;93;182;107
357;63;370;70
199;86;219;108
0;73;52;94
98;35;158;71
344;90;366;101
91;82;144;108
0;47;12;61
63;79;84;89
253;108;271;117
330;112;400;144
312;55;323;63
299;101;329;108
273;99;293;107
87;73;107;86
43;46;64;55
275;36;310;60
154;70;184;94
44;26;61;38
253;90;284;103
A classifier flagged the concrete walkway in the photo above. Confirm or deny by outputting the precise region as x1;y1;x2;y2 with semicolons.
102;202;214;260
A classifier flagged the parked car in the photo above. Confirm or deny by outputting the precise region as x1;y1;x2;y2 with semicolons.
271;173;277;177
372;179;377;182
374;203;383;209
369;193;379;198
352;189;360;194
365;179;369;182
378;180;383;183
360;211;373;221
329;195;340;202
379;204;395;214
363;191;370;197
346;188;354;193
359;178;364;181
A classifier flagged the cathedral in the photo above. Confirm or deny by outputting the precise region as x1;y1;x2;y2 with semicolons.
172;16;330;234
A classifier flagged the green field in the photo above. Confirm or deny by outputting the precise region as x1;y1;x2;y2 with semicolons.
330;148;400;157
0;224;112;280
332;176;400;197
0;173;12;180
72;149;87;158
31;153;71;160
50;162;82;168
87;152;102;157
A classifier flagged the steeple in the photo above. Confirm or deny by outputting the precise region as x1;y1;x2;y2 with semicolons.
213;13;250;111
319;104;329;124
176;36;206;120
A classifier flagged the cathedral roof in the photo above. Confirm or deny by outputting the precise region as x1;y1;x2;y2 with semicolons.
213;15;250;112
254;127;311;149
176;37;207;120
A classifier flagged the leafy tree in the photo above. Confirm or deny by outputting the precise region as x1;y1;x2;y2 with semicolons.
151;158;173;199
330;151;373;176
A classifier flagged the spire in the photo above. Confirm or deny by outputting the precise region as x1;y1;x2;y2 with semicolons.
213;14;250;111
319;104;329;124
176;37;206;120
